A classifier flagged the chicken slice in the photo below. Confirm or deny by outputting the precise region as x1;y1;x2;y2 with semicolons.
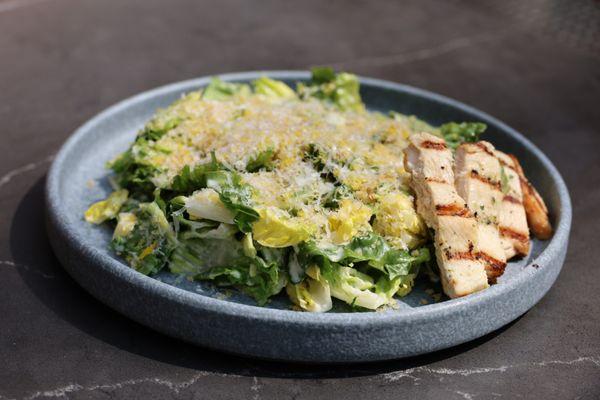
509;155;553;240
455;142;507;283
493;150;530;258
404;133;488;298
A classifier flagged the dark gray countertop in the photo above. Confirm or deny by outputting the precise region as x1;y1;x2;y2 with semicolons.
1;0;599;399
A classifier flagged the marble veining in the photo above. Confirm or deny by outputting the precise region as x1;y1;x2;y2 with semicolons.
5;356;597;399
0;155;54;190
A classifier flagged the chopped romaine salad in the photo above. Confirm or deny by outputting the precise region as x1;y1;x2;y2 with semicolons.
85;68;488;312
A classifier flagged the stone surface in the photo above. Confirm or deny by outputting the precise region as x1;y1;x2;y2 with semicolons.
0;0;598;399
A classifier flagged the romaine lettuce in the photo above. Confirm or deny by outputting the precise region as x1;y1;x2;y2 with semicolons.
84;189;129;224
111;202;177;275
286;266;332;312
172;154;260;232
246;148;275;172
440;122;487;149
298;67;365;112
203;78;251;100
253;77;296;99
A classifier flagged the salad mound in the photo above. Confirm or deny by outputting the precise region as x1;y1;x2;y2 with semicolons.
85;68;485;312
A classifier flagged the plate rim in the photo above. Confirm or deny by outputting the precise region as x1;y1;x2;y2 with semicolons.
46;70;572;328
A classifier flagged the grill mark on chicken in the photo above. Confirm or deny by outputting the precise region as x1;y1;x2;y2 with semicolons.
474;142;497;158
425;177;451;184
420;140;447;150
499;226;529;243
445;250;476;261
503;195;522;205
436;203;472;217
469;170;502;191
497;157;517;173
476;252;507;283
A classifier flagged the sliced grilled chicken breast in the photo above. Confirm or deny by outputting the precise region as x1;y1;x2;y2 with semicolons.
405;133;489;298
509;155;553;240
455;142;507;282
493;150;530;258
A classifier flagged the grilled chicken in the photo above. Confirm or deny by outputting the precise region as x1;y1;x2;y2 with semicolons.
405;133;489;298
455;142;507;282
493;150;531;258
509;155;553;240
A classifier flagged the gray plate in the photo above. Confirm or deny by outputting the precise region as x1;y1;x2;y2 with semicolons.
45;71;571;363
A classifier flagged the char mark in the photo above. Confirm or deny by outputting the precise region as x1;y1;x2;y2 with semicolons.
477;252;506;271
503;195;522;205
499;226;529;243
469;170;501;191
425;177;451;184
436;203;472;217
421;140;447;150
445;250;476;261
474;142;496;158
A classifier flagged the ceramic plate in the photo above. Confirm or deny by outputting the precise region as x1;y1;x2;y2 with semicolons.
46;71;571;362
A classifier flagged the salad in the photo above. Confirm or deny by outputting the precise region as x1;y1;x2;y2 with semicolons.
85;68;488;312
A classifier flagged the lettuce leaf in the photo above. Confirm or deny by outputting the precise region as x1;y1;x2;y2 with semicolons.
252;207;311;248
205;170;259;233
84;189;129;224
171;154;260;232
203;78;251;100
296;236;429;309
196;244;287;305
109;146;159;197
286;265;332;312
253;77;296;99
344;233;430;279
139;117;182;141
440;122;487;149
171;153;224;192
170;234;288;305
111;202;177;275
246;148;275;172
297;67;364;112
299;233;430;282
325;264;389;309
169;237;247;276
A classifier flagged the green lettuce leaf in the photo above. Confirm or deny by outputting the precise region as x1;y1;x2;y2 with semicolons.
325;264;388;310
111;202;177;275
169;237;247;276
139;116;182;141
170;153;260;232
205;170;259;233
109;146;159;198
203;78;251;100
440;122;487;149
322;184;351;209
196;244;287;305
297;67;364;112
253;77;296;99
246;148;275;172
301;233;430;281
171;153;224;192
170;234;288;306
286;265;332;312
84;189;129;224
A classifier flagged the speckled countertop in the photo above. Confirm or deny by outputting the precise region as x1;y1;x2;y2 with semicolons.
1;0;599;399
